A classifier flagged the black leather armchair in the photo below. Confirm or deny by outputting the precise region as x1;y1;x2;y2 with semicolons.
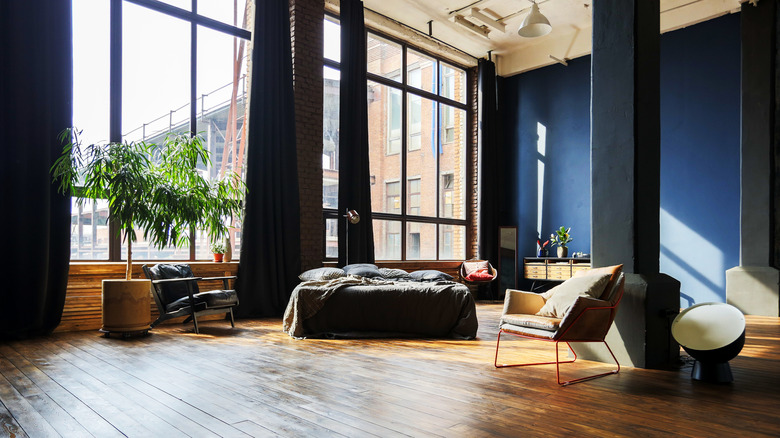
142;263;239;334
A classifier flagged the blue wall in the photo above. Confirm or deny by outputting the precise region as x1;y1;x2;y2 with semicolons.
501;14;741;304
501;57;593;262
659;15;740;306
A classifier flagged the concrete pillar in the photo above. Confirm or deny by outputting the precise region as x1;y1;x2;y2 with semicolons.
585;0;680;369
726;0;780;317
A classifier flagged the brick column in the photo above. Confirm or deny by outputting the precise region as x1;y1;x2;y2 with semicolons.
290;0;324;271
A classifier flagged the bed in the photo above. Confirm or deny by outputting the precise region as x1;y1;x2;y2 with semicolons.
282;266;478;339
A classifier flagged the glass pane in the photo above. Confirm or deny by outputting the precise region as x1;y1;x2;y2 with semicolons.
122;3;190;260
323;66;340;209
122;2;190;142
121;231;190;261
324;16;340;62
70;199;110;260
439;104;467;219
367;33;402;82
195;26;250;257
325;218;338;259
407;49;436;93
368;81;402;214
155;0;190;11
374;219;401;260
406;222;436;260
440;62;466;104
72;0;110;145
199;0;251;29
439;224;466;260
407;96;437;217
195;227;240;261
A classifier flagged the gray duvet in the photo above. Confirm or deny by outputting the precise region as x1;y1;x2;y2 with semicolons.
283;276;478;339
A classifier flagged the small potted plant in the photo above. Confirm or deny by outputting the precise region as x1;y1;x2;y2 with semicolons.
210;241;227;262
550;226;573;258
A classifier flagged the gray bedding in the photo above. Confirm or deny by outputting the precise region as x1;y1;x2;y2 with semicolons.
283;276;478;339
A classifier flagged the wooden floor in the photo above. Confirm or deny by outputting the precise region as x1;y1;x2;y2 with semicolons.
1;304;779;437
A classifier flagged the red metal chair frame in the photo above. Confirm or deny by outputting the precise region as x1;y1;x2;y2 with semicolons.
494;291;623;386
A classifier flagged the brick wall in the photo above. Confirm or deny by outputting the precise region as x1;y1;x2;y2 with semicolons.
290;0;324;271
467;66;479;259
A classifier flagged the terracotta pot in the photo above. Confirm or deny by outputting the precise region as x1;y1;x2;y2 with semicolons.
213;253;224;262
101;279;151;333
557;246;568;258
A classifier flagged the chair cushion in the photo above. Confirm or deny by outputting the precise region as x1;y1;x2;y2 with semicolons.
501;313;561;331
146;264;200;304
573;264;623;300
536;273;612;318
466;269;494;281
166;289;238;313
500;323;557;340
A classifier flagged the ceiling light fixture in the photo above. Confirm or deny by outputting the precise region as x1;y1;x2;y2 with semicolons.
518;1;552;38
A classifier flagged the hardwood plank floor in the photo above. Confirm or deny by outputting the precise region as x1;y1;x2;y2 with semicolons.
1;303;779;437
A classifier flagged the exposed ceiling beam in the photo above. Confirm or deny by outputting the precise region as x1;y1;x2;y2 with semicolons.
469;8;506;33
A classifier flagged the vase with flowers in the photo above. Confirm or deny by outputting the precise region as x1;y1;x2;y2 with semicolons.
550;226;573;258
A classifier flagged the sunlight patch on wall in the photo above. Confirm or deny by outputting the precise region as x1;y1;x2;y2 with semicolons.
536;121;547;239
660;208;725;306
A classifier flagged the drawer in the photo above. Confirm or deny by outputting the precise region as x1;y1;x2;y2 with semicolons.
524;267;546;279
572;265;591;275
547;265;571;276
548;272;571;280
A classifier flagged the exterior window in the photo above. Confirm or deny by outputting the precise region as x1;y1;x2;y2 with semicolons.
386;181;401;214
322;20;468;261
71;0;251;261
408;177;421;216
387;88;402;155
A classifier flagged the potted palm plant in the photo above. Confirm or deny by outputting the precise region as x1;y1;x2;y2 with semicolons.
51;128;244;335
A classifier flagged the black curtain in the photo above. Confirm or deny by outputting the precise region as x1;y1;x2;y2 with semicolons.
236;0;301;317
0;1;72;338
477;59;500;297
337;0;375;267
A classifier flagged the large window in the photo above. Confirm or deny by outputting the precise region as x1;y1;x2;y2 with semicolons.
323;17;468;261
71;0;251;261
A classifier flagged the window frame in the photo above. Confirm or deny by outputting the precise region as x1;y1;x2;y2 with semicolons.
322;14;471;262
69;0;250;262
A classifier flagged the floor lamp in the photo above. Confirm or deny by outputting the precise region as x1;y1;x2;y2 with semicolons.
344;209;360;265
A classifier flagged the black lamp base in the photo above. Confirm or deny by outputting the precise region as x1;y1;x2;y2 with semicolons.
691;361;733;383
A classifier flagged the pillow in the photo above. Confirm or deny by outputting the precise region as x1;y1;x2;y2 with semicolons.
298;267;345;281
409;270;453;282
462;260;489;276
342;263;382;278
465;269;494;281
536;273;612;318
379;268;411;280
572;264;623;300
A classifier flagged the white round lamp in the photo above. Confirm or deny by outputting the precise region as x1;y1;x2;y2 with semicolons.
672;302;745;383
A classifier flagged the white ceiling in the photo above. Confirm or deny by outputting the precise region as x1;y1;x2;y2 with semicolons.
356;0;745;77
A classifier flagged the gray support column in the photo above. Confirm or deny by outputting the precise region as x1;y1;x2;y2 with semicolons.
726;0;780;317
585;0;680;369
